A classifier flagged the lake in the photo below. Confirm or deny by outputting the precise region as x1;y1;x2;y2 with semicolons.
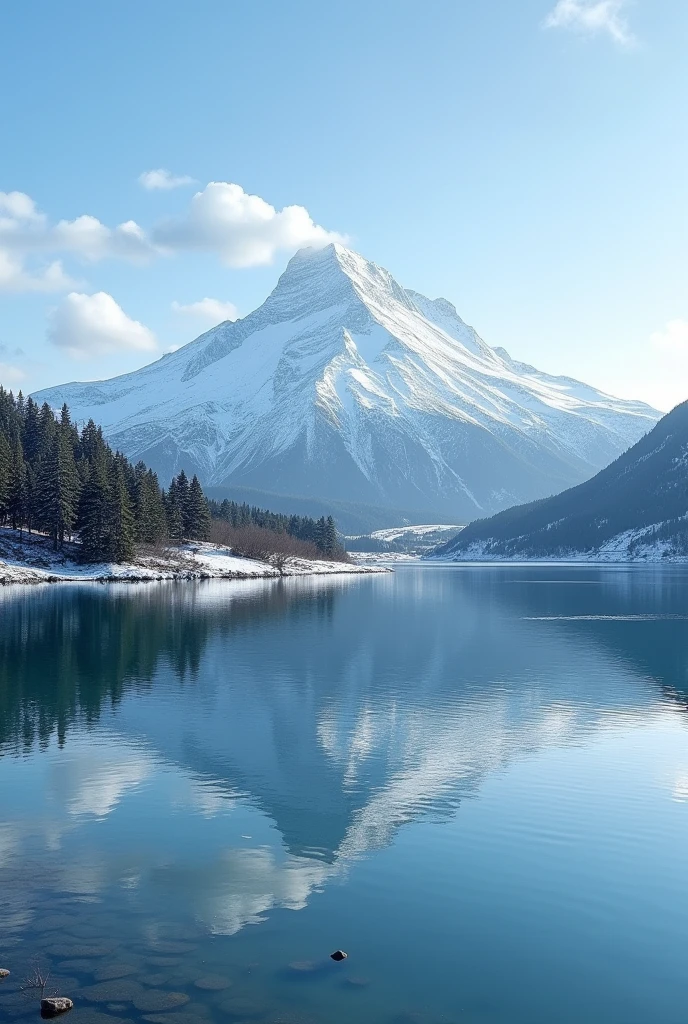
1;565;687;1024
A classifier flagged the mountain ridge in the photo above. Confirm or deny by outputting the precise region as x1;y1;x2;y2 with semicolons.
434;400;688;561
33;242;660;521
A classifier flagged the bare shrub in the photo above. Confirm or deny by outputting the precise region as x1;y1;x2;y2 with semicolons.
20;960;56;1002
208;521;334;563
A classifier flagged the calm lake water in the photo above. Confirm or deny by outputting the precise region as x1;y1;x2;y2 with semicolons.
1;565;687;1024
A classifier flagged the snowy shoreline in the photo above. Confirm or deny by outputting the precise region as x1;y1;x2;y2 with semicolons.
0;533;390;586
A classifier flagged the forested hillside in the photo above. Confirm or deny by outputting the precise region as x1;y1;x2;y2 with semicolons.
436;401;688;560
209;498;341;556
0;387;211;562
0;387;347;566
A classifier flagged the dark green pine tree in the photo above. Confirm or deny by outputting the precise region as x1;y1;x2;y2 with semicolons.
315;516;328;552
7;435;27;534
187;475;211;540
22;397;41;466
143;469;168;544
176;469;191;537
165;478;184;543
133;462;167;544
24;463;36;535
107;459;135;562
37;401;57;460
77;455;111;562
0;430;10;519
35;431;80;549
323;515;338;555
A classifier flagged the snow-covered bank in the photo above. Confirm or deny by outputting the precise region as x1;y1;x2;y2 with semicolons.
348;551;420;565
429;525;688;564
0;531;389;585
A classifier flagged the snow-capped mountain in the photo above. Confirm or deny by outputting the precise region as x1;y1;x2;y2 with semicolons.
33;243;660;520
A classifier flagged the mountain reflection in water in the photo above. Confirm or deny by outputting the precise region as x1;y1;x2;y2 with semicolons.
1;566;687;1024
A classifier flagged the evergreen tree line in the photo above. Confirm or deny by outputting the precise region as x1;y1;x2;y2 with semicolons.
0;388;211;562
208;498;341;557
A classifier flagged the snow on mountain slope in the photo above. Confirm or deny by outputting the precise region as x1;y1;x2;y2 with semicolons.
33;243;660;519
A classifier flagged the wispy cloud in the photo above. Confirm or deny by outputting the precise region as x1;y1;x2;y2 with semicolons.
48;292;158;358
172;297;238;324
139;169;196;191
543;0;636;47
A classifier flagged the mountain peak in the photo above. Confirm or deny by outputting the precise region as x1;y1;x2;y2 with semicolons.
32;242;660;523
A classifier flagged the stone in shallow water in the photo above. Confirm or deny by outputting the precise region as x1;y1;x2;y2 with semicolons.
287;961;323;974
106;1006;128;1013
133;990;190;1013
146;942;197;955
215;995;270;1019
56;961;100;976
343;976;370;989
266;1014;323;1024
193;975;232;991
41;996;74;1017
146;957;182;968
46;946;115;960
0;969;10;978
68;1010;133;1024
142;973;173;988
92;965;140;982
80;980;144;1003
142;1012;211;1024
329;950;347;962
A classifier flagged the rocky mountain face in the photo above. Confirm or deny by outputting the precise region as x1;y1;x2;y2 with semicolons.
34;243;659;522
436;400;688;560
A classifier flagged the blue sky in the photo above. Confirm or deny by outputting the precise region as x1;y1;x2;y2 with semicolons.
1;0;687;411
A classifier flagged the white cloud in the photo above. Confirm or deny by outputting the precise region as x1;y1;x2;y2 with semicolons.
543;0;636;47
0;190;45;225
153;181;345;267
48;291;158;358
0;184;344;290
171;297;238;324
51;215;153;262
0;248;77;293
651;319;688;355
139;168;196;190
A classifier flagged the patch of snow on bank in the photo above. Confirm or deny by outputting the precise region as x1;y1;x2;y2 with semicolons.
0;530;389;585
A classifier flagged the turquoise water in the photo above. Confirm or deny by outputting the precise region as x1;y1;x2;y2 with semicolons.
1;565;687;1024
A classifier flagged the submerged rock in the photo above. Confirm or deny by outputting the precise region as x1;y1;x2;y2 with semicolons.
141;974;169;988
132;990;190;1012
215;995;269;1019
81;980;144;1004
343;976;369;989
41;996;74;1017
193;975;232;991
330;950;348;962
145;942;197;955
141;1013;211;1024
47;945;115;960
0;969;10;979
287;961;318;974
92;965;139;982
67;1010;133;1024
